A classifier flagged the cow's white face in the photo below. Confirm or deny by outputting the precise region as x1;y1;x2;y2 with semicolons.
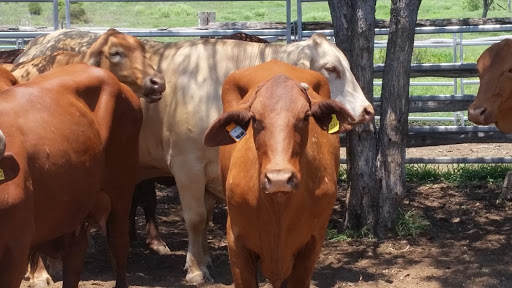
303;34;374;125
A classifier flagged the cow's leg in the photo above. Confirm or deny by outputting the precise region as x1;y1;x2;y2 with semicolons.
129;183;139;242
26;253;54;288
226;216;258;288
106;200;131;288
46;256;63;280
285;237;322;288
202;190;217;267
131;178;171;255
61;226;88;288
172;166;213;284
141;178;171;255
0;242;30;288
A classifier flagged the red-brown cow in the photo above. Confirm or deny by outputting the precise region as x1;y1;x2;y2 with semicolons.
0;67;17;161
10;28;165;102
468;39;512;133
0;63;151;288
203;60;352;287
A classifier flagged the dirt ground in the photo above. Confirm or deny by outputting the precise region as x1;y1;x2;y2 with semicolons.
20;143;512;288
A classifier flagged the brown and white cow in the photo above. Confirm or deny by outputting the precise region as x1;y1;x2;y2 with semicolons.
468;39;512;133
204;60;352;287
11;28;165;102
0;63;153;288
16;30;373;283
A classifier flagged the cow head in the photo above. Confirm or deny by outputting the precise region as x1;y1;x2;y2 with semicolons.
82;28;165;103
295;33;374;125
468;39;512;133
204;74;352;194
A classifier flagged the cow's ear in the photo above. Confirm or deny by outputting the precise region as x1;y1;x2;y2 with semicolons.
204;109;252;147
311;99;355;134
82;29;119;66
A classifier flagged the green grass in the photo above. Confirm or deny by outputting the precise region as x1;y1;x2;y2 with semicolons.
2;0;512;29
405;164;512;184
337;164;512;185
394;208;430;238
325;225;375;242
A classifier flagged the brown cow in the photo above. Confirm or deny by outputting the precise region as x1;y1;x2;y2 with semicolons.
0;63;152;288
10;28;165;102
17;28;166;287
0;67;17;161
203;60;352;287
468;39;512;133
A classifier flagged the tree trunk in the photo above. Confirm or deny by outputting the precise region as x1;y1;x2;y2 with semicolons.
328;0;379;231
376;0;422;237
483;0;493;18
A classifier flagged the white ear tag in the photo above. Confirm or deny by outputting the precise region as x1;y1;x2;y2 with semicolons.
226;123;246;142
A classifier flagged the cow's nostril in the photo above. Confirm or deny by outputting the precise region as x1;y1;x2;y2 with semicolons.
286;173;296;187
479;107;487;116
364;105;375;117
150;77;160;87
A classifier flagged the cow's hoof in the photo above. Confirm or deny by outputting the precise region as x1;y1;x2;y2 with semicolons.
30;277;53;288
186;270;213;284
148;240;171;255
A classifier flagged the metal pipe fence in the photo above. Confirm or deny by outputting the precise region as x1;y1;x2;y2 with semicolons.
3;0;512;164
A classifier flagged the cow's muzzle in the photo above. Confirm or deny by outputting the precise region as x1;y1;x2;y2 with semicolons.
142;73;166;103
468;104;491;125
349;104;374;125
261;169;298;194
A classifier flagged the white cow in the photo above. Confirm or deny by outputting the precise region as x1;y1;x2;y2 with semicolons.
17;30;374;284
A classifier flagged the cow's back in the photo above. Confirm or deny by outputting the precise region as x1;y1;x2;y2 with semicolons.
14;29;99;64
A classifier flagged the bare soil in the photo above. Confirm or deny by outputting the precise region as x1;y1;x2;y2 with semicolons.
21;143;512;288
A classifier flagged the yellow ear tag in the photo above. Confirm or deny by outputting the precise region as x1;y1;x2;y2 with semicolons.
0;169;4;180
328;114;339;134
226;123;246;142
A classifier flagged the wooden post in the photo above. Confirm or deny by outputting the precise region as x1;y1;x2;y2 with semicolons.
198;12;216;27
501;171;512;200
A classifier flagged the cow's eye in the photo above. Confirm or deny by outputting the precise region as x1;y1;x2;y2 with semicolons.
303;112;310;122
325;64;336;72
324;64;341;78
252;116;264;131
109;51;123;60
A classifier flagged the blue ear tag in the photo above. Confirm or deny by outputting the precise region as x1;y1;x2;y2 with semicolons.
328;114;339;134
226;123;246;141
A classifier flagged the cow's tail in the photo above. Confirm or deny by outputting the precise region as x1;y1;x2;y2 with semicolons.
0;129;5;159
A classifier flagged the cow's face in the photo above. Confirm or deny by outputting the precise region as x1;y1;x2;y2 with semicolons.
83;29;166;103
299;33;374;125
468;39;512;133
204;74;352;194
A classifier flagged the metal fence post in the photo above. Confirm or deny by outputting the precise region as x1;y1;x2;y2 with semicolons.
53;0;59;30
297;0;302;41
65;0;71;28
